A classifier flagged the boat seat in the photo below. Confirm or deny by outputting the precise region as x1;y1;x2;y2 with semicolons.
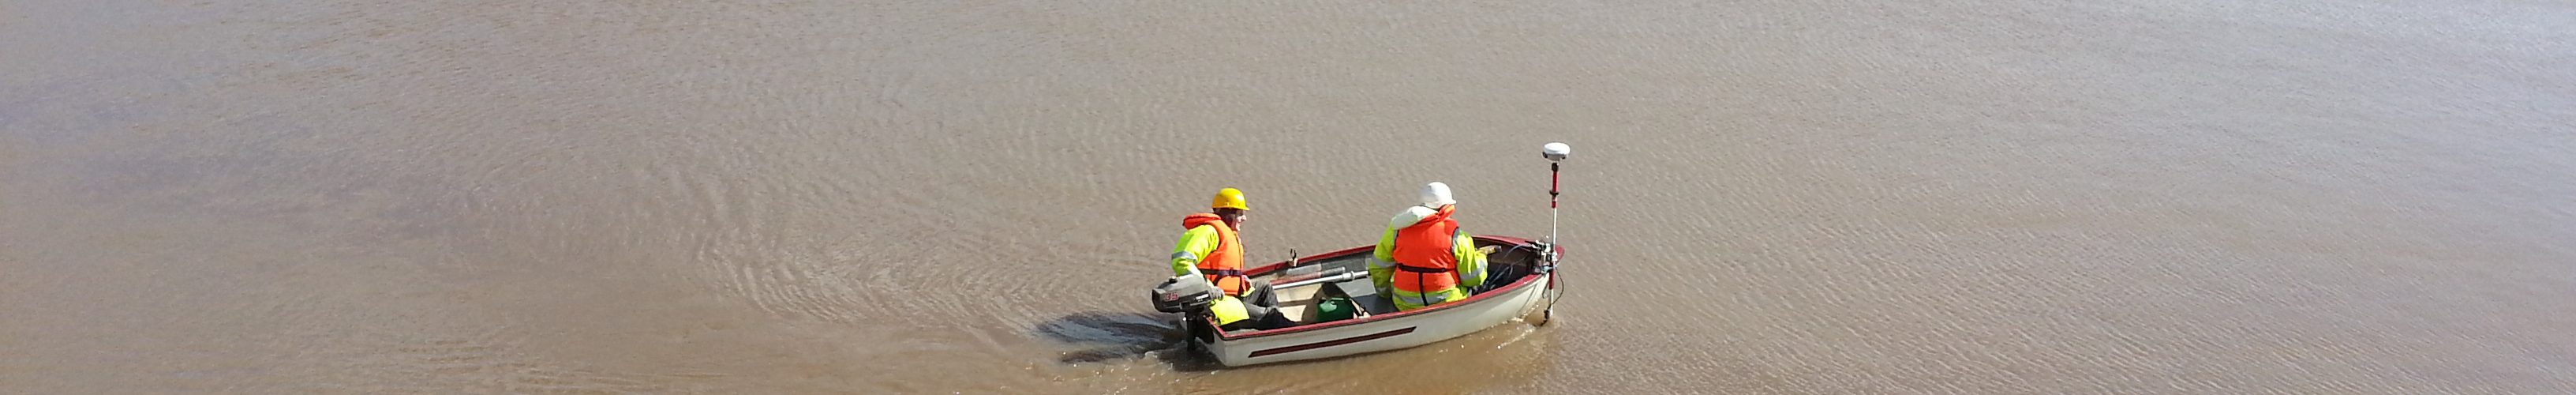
1272;279;1325;324
1331;279;1396;315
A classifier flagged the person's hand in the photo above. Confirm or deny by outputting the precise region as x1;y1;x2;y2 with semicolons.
1477;245;1499;254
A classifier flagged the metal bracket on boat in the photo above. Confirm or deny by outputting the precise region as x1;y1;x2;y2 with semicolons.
1531;240;1559;274
1531;240;1563;326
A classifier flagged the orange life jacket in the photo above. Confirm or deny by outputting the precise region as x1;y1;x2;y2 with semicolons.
1181;213;1249;295
1389;205;1462;296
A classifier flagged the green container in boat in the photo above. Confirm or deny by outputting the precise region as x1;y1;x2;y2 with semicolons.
1314;296;1357;322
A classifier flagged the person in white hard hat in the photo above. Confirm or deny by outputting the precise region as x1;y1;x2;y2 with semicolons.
1368;182;1491;311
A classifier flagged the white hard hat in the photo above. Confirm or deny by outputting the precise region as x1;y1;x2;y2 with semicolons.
1418;182;1456;208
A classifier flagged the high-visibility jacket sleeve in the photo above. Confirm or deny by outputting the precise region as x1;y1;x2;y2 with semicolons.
1208;295;1250;325
1453;231;1487;289
1171;225;1219;276
1369;225;1398;293
1371;206;1433;294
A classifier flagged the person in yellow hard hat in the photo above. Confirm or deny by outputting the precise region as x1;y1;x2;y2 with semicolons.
1172;187;1288;330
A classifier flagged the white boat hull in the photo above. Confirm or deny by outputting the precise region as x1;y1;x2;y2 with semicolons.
1195;272;1551;366
1151;235;1559;367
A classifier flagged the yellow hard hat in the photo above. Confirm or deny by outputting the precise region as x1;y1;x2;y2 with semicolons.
1211;188;1249;210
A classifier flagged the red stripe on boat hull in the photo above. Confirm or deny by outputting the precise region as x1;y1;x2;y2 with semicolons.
1245;327;1416;358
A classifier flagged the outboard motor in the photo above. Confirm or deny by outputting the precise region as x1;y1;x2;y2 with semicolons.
1150;275;1219;314
1151;275;1223;344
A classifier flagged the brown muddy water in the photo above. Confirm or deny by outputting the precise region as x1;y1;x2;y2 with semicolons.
4;0;2574;393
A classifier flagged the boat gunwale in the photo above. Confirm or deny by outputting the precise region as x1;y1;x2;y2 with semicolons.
1213;235;1549;340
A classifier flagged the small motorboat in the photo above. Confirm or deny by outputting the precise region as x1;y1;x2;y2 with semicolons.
1147;142;1576;367
1150;236;1562;367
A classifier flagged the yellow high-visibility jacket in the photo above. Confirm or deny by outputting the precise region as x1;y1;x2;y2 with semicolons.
1368;205;1487;310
